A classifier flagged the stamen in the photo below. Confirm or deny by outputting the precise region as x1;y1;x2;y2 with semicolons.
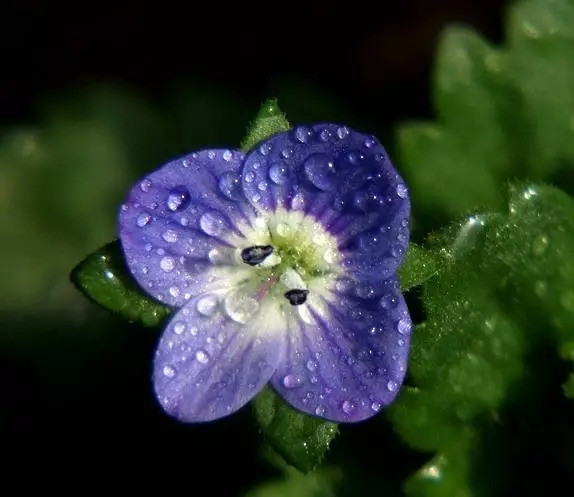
241;245;274;266
284;289;309;306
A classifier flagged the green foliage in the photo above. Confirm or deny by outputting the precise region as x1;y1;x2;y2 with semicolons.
397;0;574;226
241;99;290;152
253;388;339;473
71;241;172;327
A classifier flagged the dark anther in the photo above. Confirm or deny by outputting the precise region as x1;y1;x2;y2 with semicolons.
241;245;274;266
284;289;309;306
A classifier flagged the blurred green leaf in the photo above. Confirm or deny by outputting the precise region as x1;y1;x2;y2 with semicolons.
71;241;172;327
253;388;339;473
389;183;574;497
241;99;290;152
245;465;342;497
398;0;574;227
398;243;443;291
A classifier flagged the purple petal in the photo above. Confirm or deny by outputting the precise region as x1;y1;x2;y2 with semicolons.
119;149;256;306
241;125;410;280
270;277;411;422
153;292;285;422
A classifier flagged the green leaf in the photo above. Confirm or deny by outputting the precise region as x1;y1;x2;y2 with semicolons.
398;243;443;291
245;466;342;497
397;0;574;227
71;241;172;327
241;98;291;152
253;388;339;473
389;183;574;497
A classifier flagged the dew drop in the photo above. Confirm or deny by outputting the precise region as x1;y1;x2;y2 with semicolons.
304;153;337;191
136;213;151;227
200;211;226;237
218;172;242;200
222;150;233;162
283;374;303;389
306;360;317;372
163;365;176;378
245;171;255;183
397;319;411;335
319;128;332;141
160;256;175;272
140;178;152;192
197;295;218;316
532;235;549;256
387;380;398;392
294;126;312;143
291;193;305;210
195;349;210;364
315;405;326;416
167;186;190;212
363;136;376;148
337;126;350;139
281;147;293;158
342;400;355;414
173;322;186;335
259;143;272;156
162;229;178;243
396;183;408;199
257;181;268;191
169;286;180;298
269;162;289;185
371;401;381;412
224;292;259;324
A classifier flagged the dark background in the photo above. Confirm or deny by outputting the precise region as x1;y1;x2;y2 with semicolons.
0;0;506;491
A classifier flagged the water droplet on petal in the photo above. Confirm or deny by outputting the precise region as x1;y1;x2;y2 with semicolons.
387;380;398;392
224;292;259;324
162;229;178;243
140;179;152;192
294;126;312;143
371;401;381;412
169;286;180;298
173;322;186;335
281;147;293;158
364;136;376;148
200;211;226;237
257;181;268;191
291;193;305;210
218;172;242;200
283;374;303;389
397;319;411;335
306;360;317;372
342;400;355;414
304;153;337;191
396;183;408;199
160;256;175;272
245;171;255;183
195;349;210;364
163;365;176;378
197;295;218;316
269;162;289;185
136;213;151;227
337;126;350;139
222;150;233;162
276;223;290;236
259;143;272;155
315;405;327;416
167;186;190;212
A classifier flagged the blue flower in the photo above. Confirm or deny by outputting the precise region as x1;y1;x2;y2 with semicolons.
118;124;412;422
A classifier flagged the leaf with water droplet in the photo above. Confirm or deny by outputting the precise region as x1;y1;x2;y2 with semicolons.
241;99;290;152
252;387;338;473
397;243;442;291
70;240;172;327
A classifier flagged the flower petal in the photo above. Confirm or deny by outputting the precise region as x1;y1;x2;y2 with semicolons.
270;277;411;422
153;292;285;422
119;149;256;306
241;125;410;279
